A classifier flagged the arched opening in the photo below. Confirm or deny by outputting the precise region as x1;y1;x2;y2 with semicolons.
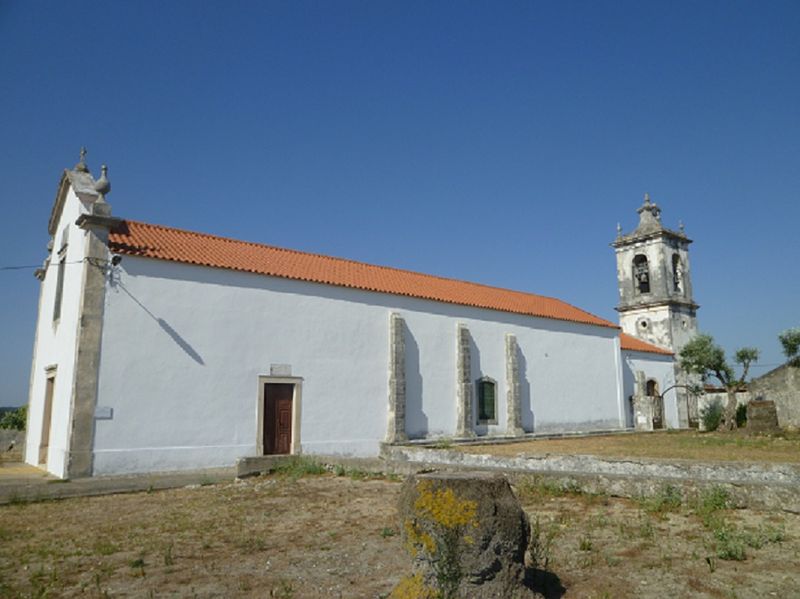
672;253;683;293
633;254;650;294
646;379;664;429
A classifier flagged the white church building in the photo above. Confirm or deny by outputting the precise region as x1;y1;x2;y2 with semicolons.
25;153;684;478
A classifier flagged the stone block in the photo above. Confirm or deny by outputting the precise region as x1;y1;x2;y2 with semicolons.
395;471;539;598
746;400;780;433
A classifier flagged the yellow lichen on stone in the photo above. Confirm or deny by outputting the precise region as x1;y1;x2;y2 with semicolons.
413;481;478;530
390;573;438;599
405;519;436;556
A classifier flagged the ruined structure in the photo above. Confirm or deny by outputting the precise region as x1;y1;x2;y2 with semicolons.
748;363;800;430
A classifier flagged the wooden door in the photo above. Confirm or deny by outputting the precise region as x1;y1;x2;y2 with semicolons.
264;383;293;455
39;377;55;465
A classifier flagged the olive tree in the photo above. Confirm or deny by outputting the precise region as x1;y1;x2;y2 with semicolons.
779;328;800;367
679;334;759;431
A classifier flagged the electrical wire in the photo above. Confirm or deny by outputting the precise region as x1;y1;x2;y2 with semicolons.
0;259;87;272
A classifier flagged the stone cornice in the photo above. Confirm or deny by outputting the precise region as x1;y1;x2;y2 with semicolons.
611;227;692;248
75;213;123;231
616;299;699;313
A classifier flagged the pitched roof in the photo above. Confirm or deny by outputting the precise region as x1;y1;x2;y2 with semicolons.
619;333;673;356
108;220;618;330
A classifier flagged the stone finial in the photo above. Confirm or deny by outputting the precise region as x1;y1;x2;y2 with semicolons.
679;220;685;234
94;164;111;198
74;147;89;173
616;222;622;239
635;192;662;232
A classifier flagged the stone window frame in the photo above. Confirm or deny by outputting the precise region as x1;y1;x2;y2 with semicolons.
52;245;68;324
475;376;498;425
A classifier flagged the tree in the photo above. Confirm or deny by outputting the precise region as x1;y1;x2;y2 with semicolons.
679;334;759;431
0;405;26;431
778;328;800;367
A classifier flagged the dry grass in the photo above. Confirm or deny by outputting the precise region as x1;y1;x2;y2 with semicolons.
459;430;800;463
0;469;798;598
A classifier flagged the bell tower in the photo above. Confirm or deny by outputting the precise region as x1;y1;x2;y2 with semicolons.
613;194;700;427
613;193;698;351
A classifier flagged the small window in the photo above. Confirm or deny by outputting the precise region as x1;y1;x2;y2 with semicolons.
53;228;69;323
52;250;66;322
646;380;658;397
633;254;650;294
476;377;497;424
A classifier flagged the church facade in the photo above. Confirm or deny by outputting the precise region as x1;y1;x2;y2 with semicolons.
25;155;678;478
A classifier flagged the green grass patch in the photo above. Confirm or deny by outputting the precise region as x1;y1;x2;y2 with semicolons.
273;457;327;480
638;484;682;515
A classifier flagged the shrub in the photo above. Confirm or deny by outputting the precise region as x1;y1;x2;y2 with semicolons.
735;403;748;428
640;484;682;514
714;526;746;561
0;406;26;431
700;399;723;432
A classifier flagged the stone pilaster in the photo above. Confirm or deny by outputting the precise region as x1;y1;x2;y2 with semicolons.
631;370;654;431
456;323;475;438
68;204;121;478
386;312;408;443
505;334;524;436
635;370;647;397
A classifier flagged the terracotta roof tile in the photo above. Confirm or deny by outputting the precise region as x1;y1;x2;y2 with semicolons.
619;333;673;355
108;220;618;330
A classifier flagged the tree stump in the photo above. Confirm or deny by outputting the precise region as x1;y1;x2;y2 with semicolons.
393;471;537;598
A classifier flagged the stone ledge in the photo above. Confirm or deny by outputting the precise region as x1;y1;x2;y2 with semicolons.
381;445;800;513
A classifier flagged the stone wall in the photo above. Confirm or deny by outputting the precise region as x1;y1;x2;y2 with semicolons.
748;364;800;430
696;391;750;431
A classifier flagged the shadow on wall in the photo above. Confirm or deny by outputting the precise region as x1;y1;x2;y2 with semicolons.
114;283;205;366
519;349;534;432
404;323;427;438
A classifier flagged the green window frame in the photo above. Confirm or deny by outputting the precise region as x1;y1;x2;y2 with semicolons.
476;377;497;424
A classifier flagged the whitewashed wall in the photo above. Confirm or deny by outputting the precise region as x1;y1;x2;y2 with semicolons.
25;188;93;477
91;256;625;475
621;350;679;428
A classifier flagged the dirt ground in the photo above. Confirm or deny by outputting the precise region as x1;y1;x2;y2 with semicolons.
1;467;798;598
459;430;800;463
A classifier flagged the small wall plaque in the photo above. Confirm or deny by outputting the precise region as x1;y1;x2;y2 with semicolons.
270;363;292;377
94;406;113;420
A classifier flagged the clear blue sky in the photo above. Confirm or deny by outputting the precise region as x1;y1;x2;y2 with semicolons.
1;1;798;406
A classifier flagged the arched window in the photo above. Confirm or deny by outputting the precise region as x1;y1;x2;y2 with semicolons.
633;254;650;294
646;379;658;397
476;377;497;424
672;254;683;293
